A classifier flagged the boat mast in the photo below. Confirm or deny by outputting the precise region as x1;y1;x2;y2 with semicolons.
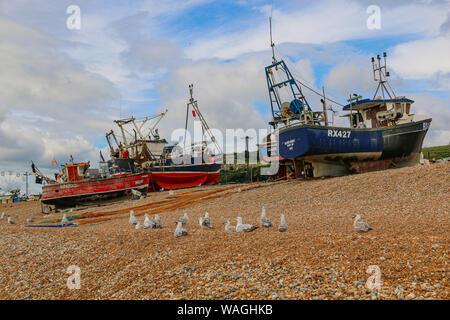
372;52;395;99
185;84;222;155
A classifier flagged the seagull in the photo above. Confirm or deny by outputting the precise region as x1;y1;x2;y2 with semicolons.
61;214;69;226
278;214;288;232
176;213;188;225
135;221;145;230
200;212;213;229
352;214;373;233
174;221;188;238
237;188;241;193
129;210;138;225
144;214;155;229
224;219;236;232
0;212;5;220
7;216;15;225
26;218;34;223
153;214;163;229
236;217;258;232
260;206;272;228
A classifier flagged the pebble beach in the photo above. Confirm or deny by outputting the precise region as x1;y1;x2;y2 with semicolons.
0;162;448;300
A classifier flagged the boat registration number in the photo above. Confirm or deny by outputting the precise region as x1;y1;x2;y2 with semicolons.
328;130;351;138
135;179;144;185
60;183;77;189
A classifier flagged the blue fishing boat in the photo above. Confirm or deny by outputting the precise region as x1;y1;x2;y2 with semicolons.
259;27;431;178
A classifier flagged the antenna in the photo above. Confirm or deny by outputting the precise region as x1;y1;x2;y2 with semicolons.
327;105;337;126
371;52;394;99
269;17;277;63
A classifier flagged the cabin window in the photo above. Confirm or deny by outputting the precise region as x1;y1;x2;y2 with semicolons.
406;103;411;114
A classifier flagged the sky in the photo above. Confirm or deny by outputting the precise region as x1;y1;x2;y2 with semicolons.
0;0;449;194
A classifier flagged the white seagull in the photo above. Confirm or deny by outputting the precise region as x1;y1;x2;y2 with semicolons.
236;217;258;232
7;216;15;224
61;214;69;226
199;212;213;229
144;214;155;229
224;219;236;232
278;214;288;232
174;221;188;238
260;206;272;228
135;220;145;230
176;213;189;226
352;214;373;233
129;210;138;225
0;212;5;220
153;214;163;229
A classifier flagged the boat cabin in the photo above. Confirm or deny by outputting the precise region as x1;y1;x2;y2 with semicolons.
342;97;415;129
61;162;90;182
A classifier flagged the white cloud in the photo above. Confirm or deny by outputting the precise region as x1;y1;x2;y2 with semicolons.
409;93;450;147
185;0;448;60
0;17;119;122
155;54;272;145
389;35;450;90
325;62;375;98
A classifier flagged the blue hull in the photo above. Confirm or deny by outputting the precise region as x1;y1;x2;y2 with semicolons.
262;119;431;176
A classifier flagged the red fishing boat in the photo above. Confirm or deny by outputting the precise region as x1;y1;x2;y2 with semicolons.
39;161;150;211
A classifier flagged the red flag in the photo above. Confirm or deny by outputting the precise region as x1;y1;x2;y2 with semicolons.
192;110;196;118
51;159;56;168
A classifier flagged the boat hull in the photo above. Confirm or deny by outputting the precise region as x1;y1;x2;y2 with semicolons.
147;163;222;190
262;119;431;177
41;173;150;207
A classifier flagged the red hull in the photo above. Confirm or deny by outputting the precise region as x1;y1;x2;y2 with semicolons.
42;173;150;203
203;172;220;185
149;172;209;190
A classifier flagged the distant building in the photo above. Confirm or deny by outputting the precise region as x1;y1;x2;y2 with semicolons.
0;193;14;204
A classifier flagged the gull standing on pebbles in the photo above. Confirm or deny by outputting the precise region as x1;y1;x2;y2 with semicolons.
236;217;258;232
260;206;272;228
0;212;5;220
174;221;188;238
278;214;288;232
135;220;145;230
61;214;69;226
224;219;236;232
199;212;213;229
7;216;15;224
352;214;373;233
129;210;138;225
176;213;189;225
144;214;155;229
153;214;163;229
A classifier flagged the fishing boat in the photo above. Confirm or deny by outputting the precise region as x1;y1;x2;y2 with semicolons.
39;161;150;210
105;84;222;191
259;22;432;178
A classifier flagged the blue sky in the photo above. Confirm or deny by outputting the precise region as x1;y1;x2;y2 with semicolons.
0;0;449;194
